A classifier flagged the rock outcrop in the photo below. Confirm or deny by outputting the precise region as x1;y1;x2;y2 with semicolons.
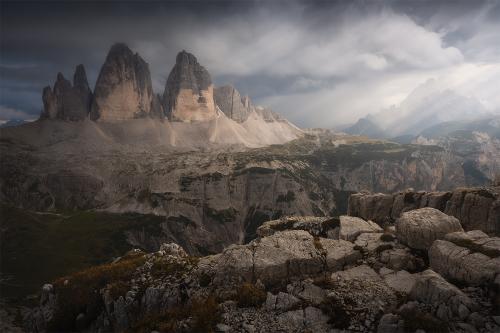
429;231;500;285
348;186;500;235
198;230;361;286
41;65;92;120
90;43;154;121
256;216;337;238
162;50;216;122
24;210;500;333
396;207;463;250
149;93;164;119
409;269;478;322
336;215;383;241
214;85;251;122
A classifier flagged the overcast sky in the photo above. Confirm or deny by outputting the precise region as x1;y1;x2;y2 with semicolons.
1;0;500;127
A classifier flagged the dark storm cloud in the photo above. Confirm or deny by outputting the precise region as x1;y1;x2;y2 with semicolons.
1;0;499;125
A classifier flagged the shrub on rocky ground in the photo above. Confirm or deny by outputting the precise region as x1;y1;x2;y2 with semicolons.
236;283;267;308
131;295;220;333
380;232;395;242
48;252;146;331
319;295;351;329
399;304;449;333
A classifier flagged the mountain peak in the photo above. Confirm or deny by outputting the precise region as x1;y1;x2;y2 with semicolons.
73;64;89;90
214;85;254;123
41;66;91;121
56;72;66;82
90;43;154;121
176;50;198;65
108;42;133;57
162;50;215;121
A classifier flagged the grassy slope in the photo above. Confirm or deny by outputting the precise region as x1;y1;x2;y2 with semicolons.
0;204;164;300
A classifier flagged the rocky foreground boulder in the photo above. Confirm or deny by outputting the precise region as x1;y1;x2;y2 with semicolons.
24;211;500;332
396;207;463;250
348;186;500;235
198;230;361;286
429;231;500;286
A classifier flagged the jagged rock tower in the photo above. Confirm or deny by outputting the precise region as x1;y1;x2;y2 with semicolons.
41;65;92;121
162;50;216;122
214;85;253;123
90;43;161;121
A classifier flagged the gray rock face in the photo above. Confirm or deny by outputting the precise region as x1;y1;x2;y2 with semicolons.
347;192;394;224
255;106;283;122
446;187;500;235
73;64;93;111
162;50;216;122
396;207;463;250
24;214;500;333
23;283;57;332
265;292;301;312
336;215;382;241
382;270;416;294
410;269;477;322
348;186;500;235
429;232;500;285
198;230;360;286
149;94;164;119
353;232;387;252
256;216;337;238
91;43;154;121
214;85;251;122
41;65;92;121
327;265;399;332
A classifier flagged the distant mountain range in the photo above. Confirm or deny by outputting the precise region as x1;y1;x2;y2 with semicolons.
28;43;301;149
344;78;497;140
345;115;500;142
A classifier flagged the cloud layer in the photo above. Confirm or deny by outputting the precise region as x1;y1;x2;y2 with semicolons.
1;0;499;127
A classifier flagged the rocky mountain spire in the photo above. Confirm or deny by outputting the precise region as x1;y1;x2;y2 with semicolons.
40;66;92;121
90;43;154;121
214;85;254;123
162;50;216;122
73;64;92;113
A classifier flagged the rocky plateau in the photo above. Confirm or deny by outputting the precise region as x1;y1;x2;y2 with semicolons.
22;204;500;333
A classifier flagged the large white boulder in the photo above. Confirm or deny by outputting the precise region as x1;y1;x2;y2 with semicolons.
396;207;463;250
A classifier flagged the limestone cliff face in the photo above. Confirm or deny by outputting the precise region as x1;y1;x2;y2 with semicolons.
214;85;251;122
90;43;154;121
162;51;216;122
214;85;286;123
348;186;500;235
150;94;165;119
41;65;92;121
1;131;477;253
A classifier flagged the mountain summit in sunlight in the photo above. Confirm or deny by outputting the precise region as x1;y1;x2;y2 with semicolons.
23;43;302;149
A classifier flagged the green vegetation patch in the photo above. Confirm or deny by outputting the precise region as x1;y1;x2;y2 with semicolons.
131;295;220;333
49;252;146;331
0;204;165;300
150;256;199;279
